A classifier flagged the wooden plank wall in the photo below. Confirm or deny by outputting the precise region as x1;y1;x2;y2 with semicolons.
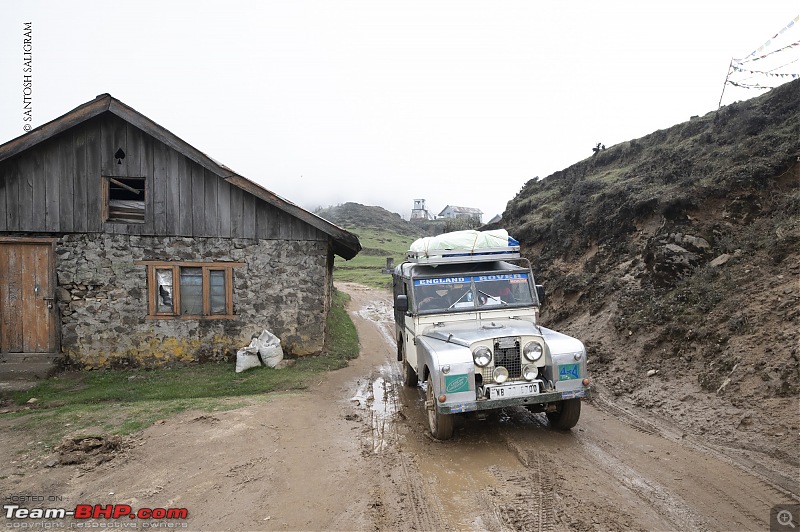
0;113;327;242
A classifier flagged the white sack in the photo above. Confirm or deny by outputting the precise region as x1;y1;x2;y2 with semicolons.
255;330;284;368
235;339;262;373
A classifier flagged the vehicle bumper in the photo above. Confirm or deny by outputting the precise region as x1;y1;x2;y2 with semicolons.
438;387;591;414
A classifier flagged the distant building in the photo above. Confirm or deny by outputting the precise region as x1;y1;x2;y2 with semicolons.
411;199;434;220
487;214;502;225
438;205;483;223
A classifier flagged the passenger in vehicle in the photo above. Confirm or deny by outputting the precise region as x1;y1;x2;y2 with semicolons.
478;281;512;306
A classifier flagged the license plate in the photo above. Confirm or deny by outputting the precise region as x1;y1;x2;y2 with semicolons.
489;382;539;399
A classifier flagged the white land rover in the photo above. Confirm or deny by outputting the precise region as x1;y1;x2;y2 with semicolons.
392;230;590;440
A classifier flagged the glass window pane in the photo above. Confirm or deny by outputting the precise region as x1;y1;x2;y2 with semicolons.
414;279;473;312
209;270;226;315
155;269;173;313
180;267;203;315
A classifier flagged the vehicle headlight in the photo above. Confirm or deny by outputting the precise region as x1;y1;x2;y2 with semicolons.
492;366;509;383
522;364;538;381
523;341;543;362
472;346;492;367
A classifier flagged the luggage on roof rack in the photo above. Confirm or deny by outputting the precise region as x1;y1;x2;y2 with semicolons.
406;229;520;264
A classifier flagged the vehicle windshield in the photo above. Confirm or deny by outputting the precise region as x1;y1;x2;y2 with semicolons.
413;273;534;313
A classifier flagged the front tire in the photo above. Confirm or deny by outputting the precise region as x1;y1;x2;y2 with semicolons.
546;399;581;430
426;375;454;440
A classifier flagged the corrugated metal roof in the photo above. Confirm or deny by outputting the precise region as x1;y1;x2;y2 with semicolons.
438;205;483;216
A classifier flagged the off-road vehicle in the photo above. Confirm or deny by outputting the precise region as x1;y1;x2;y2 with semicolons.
392;230;590;440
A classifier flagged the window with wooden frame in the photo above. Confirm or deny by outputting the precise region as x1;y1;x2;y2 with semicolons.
103;176;146;223
139;262;243;319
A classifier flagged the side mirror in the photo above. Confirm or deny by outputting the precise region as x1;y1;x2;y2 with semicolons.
535;285;546;307
395;294;409;313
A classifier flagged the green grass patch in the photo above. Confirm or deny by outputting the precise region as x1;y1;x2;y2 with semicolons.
9;363;311;406
334;226;419;289
295;288;360;372
0;288;360;443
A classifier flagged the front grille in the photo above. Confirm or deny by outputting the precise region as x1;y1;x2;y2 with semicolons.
494;338;521;378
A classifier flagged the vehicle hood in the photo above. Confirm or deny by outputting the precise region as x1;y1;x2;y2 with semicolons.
421;319;540;347
421;320;584;353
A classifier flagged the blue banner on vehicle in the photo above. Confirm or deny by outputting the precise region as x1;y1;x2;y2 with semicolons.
414;273;528;286
474;273;528;283
414;277;470;286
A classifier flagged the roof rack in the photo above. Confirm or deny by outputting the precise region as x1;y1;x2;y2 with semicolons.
406;246;521;264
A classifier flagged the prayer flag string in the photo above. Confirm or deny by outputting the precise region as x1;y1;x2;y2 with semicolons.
736;41;800;64
737;15;799;62
731;64;800;78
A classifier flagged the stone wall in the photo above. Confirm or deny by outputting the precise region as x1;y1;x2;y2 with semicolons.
55;234;330;368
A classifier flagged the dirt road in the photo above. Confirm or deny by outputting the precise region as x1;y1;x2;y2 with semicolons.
1;283;797;531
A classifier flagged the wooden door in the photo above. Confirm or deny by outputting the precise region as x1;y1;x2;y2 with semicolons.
0;240;57;353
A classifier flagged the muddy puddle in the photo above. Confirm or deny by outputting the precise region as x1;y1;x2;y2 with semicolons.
351;364;399;452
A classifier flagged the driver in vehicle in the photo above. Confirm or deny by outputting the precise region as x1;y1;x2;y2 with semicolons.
417;285;450;310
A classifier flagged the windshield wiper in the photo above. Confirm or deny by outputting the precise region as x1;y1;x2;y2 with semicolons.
448;290;472;309
478;289;508;306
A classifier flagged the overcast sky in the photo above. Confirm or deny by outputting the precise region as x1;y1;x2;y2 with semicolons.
1;2;798;221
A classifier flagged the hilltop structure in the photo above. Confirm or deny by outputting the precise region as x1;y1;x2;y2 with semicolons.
438;205;483;223
410;199;434;220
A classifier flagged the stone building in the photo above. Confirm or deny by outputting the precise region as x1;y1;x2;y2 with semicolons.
0;94;360;372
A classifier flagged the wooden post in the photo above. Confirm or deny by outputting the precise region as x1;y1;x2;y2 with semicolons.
718;58;734;110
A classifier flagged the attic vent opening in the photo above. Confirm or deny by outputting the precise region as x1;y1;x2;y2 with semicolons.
104;176;145;223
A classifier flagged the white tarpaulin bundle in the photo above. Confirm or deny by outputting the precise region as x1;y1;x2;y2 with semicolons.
409;229;518;257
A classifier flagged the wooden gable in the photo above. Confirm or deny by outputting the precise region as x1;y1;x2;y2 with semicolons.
0;95;361;258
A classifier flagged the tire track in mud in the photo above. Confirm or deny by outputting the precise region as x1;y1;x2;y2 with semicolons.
383;362;447;531
486;456;557;532
578;439;709;531
395;443;446;531
344;286;446;531
591;394;661;436
593;390;800;500
356;370;444;529
497;411;659;532
345;284;793;531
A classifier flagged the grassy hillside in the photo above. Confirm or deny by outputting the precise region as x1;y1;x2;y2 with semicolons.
316;203;466;289
332;227;417;289
314;203;424;288
315;202;422;237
